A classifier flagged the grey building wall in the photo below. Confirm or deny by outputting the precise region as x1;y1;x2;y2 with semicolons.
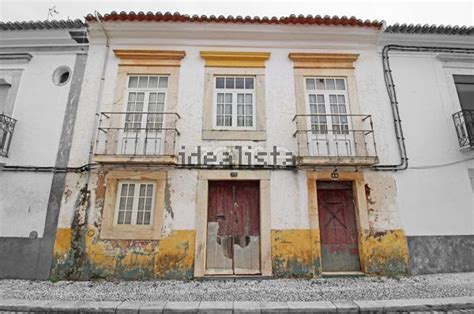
407;235;474;275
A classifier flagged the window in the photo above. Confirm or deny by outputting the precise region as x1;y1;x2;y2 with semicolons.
122;75;168;155
454;75;474;111
305;77;353;156
214;76;255;129
100;171;166;240
0;81;10;113
115;181;155;225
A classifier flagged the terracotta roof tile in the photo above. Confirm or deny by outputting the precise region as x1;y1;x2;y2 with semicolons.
86;11;383;28
385;23;473;35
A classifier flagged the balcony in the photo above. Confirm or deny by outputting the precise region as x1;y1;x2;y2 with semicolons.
94;111;180;165
293;113;378;166
453;110;474;149
0;113;16;158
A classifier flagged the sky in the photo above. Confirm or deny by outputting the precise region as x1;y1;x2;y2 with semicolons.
0;0;473;27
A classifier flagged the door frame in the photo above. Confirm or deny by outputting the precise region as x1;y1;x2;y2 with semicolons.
194;170;272;277
306;171;370;274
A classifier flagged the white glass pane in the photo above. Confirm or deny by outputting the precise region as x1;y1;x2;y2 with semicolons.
149;76;159;89
316;79;325;90
317;95;324;103
245;94;252;104
125;211;132;224
216;116;223;126
245;117;252;126
237;116;244;126
337;95;345;104
216;77;224;88
138;76;148;88
138;198;144;211
237;94;244;104
119;197;126;210
118;212;124;224
128;76;138;88
137;212;143;225
306;79;315;90
225;116;232;126
237;105;244;114
225;77;234;89
326;79;336;90
140;184;146;197
329;95;337;104
245;78;254;89
158;77;168;88
149;93;157;103
147;184;153;196
157;93;165;103
217;104;223;114
336;79;345;90
145;198;152;210
245;105;252;115
309;95;316;103
318;104;326;113
136;93;145;102
236;78;244;89
217;93;224;103
128;93;136;102
144;212;151;225
225;104;232;114
225;93;232;103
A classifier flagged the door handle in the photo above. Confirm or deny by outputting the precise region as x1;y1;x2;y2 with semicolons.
216;214;225;219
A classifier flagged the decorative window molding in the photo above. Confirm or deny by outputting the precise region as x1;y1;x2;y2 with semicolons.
202;67;266;141
0;53;32;64
288;53;359;69
113;49;186;67
200;51;271;68
101;170;166;240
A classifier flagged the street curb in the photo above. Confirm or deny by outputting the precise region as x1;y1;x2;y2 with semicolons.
0;297;473;313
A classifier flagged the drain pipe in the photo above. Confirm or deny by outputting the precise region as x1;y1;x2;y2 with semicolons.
87;11;110;168
374;44;474;171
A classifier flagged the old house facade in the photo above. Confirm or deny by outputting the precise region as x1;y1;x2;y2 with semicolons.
50;12;410;280
0;20;88;279
1;13;472;281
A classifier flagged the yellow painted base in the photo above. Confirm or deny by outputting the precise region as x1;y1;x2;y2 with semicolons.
271;229;320;278
359;229;409;276
51;227;195;280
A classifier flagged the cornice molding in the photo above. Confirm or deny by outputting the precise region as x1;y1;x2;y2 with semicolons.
288;53;359;69
0;53;32;64
200;51;271;68
113;49;186;66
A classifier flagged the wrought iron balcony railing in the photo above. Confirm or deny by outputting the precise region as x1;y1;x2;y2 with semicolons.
453;110;474;149
94;111;180;164
293;113;378;166
0;113;16;158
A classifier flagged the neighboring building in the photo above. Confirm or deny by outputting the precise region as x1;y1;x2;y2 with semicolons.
50;12;411;280
0;20;88;279
379;24;474;274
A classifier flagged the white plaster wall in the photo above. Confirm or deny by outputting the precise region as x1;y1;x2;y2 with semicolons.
386;53;474;236
66;25;395;233
0;52;77;237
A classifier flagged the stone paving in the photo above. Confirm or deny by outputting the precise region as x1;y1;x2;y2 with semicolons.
1;273;473;302
0;273;473;312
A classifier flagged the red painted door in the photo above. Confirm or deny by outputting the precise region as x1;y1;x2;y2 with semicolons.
317;181;360;272
206;181;260;275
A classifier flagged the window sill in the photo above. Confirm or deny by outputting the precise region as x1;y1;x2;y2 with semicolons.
100;225;161;240
202;130;266;141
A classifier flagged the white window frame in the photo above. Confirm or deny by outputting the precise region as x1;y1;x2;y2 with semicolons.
212;76;257;131
113;180;156;226
304;76;354;156
121;75;169;155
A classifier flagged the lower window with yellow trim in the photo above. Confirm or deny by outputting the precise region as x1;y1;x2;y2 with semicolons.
100;170;166;240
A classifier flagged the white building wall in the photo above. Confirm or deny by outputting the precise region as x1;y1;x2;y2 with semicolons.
0;52;78;237
385;52;474;236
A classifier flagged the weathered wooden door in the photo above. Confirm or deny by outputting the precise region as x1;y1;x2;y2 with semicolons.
317;181;360;272
206;181;261;275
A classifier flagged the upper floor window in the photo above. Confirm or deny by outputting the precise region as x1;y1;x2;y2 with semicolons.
115;181;156;226
214;76;256;130
454;75;474;111
121;75;169;155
